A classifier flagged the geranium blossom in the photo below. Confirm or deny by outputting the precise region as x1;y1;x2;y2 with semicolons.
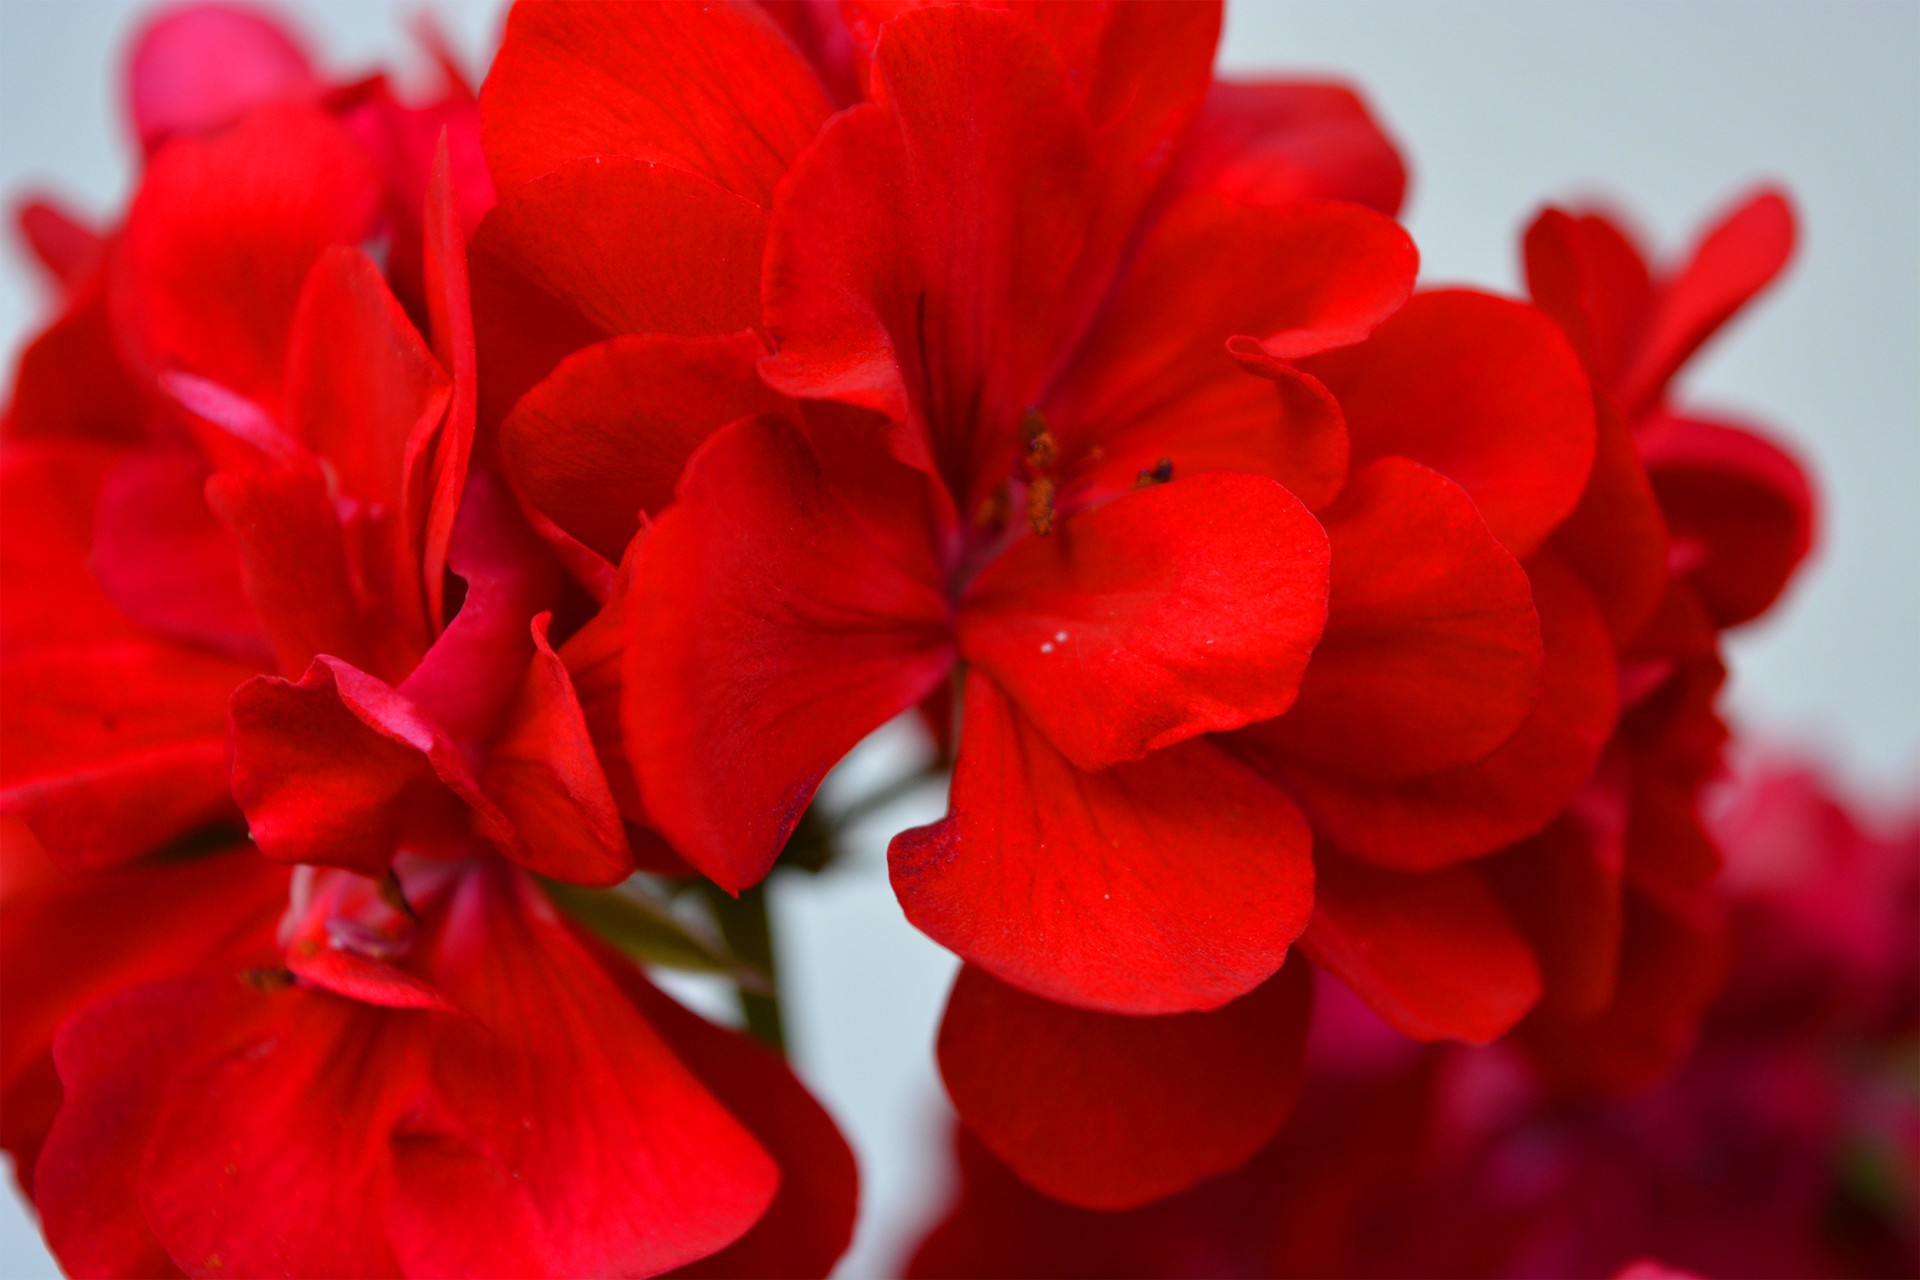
922;186;1815;1206
904;755;1918;1280
1;0;1838;1273
471;0;1606;1211
2;9;853;1276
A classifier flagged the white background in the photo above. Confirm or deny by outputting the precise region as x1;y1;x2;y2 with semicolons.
2;1;1915;1275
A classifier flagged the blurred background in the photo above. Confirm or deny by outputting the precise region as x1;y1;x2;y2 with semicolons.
2;1;1915;1274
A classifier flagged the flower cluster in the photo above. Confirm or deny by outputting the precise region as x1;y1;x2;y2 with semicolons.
1;1;1826;1276
905;755;1919;1279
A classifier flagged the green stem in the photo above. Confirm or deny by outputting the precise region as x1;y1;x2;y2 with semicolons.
701;880;787;1054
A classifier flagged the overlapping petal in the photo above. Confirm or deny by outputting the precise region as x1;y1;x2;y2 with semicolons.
1302;850;1542;1044
480;0;832;203
469;157;769;420
1167;80;1408;215
0;640;249;869
936;958;1312;1210
1270;556;1617;869
1304;289;1596;558
501;330;784;562
1616;189;1795;417
112;103;382;409
36;862;787;1278
1638;411;1815;628
625;416;954;891
959;472;1330;771
891;676;1313;1013
125;3;319;154
761;5;1095;501
1044;193;1412;492
1234;458;1540;781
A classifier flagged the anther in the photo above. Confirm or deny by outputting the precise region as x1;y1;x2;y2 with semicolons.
1134;457;1174;489
975;483;1009;531
1021;409;1057;474
239;966;296;992
378;869;415;920
1027;476;1057;536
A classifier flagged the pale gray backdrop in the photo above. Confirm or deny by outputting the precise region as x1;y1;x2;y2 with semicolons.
2;1;1915;1275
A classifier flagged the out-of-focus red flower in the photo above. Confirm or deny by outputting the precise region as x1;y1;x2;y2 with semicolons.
4;2;490;451
906;757;1918;1278
1493;189;1818;1095
28;852;853;1278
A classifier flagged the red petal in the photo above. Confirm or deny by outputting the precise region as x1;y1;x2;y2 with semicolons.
126;4;319;153
392;474;560;744
35;977;244;1278
554;587;693;878
760;0;863;107
1027;0;1221;274
479;0;830;202
622;971;859;1279
418;138;480;630
1274;555;1618;869
483;614;635;887
1523;206;1655;396
0;842;285;1107
1303;289;1596;558
138;982;430;1276
226;487;560;873
959;472;1329;771
625;415;953;891
1302;850;1542;1044
1166;79;1408;216
283;243;451;546
112;103;381;409
891;675;1313;1014
1082;345;1351;514
282;868;461;1013
5;264;155;442
501;330;786;562
937;957;1312;1210
761;5;1096;503
1049;192;1414;444
1544;397;1669;644
1519;885;1728;1094
1618;187;1796;416
91;449;267;663
1638;411;1815;628
204;459;381;678
895;0;1220;346
1058;348;1350;512
15;197;102;288
469;156;769;422
1236;458;1541;780
0;441;146;654
0;641;247;868
261;242;451;660
395;864;780;1276
1484;797;1627;1022
228;655;505;874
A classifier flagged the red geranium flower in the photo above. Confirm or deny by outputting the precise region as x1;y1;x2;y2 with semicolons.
918;191;1815;1203
932;284;1612;1208
476;0;1625;1212
478;0;1436;1022
1491;187;1817;1093
904;756;1918;1280
2;10;856;1275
